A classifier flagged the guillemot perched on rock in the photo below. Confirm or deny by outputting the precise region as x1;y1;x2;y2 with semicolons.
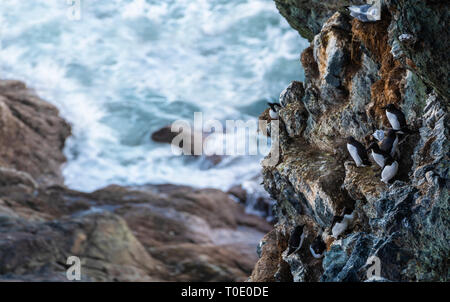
382;104;409;133
348;0;381;22
346;136;371;167
287;224;305;256
309;235;327;259
367;142;391;168
379;129;399;157
267;102;281;119
331;207;354;239
381;156;398;184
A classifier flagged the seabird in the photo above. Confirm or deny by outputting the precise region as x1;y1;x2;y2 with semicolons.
382;104;409;133
331;207;354;239
309;235;327;259
379;129;399;157
346;136;371;167
348;1;381;22
287;224;305;256
381;156;398;184
367;142;391;168
267;102;281;119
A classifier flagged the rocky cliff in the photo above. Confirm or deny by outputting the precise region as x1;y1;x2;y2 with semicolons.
251;0;449;281
0;80;271;281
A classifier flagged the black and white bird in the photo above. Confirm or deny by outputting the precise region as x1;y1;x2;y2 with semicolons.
287;225;305;256
367;142;391;168
309;235;327;259
347;1;381;22
267;102;282;119
331;207;355;239
346;136;371;167
382;104;409;133
379;129;399;157
381;156;398;184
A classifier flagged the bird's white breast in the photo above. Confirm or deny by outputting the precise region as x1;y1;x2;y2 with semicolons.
347;144;362;166
372;151;385;168
298;232;305;249
344;212;354;223
386;112;401;130
269;109;279;119
309;245;324;259
381;161;398;183
332;220;348;238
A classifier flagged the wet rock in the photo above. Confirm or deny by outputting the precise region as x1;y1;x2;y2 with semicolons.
0;80;71;186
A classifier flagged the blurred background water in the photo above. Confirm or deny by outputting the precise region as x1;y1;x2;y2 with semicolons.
0;0;307;192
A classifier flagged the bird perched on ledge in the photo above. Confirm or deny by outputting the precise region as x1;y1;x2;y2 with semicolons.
309;235;327;259
287;224;305;256
346;136;371;167
367;141;391;168
331;207;355;239
379;128;399;157
267;102;281;119
382;104;410;134
381;156;398;184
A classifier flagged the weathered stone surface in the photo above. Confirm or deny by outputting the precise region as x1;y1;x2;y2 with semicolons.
274;0;365;41
0;212;164;281
0;182;271;281
0;80;71;186
254;1;449;282
387;0;450;100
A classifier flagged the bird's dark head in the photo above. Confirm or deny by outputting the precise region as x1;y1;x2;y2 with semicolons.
267;102;281;112
382;104;396;111
386;129;398;137
367;142;379;151
343;207;353;215
293;224;305;234
346;136;356;144
384;156;396;166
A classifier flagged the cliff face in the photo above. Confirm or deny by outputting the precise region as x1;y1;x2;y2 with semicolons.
251;1;449;281
0;80;271;281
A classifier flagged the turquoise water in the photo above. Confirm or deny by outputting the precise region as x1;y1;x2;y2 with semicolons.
0;0;307;191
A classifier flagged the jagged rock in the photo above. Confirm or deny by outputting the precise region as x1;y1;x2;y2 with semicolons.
0;212;164;281
0;182;271;281
249;226;291;282
252;1;449;282
274;0;365;40
0;80;71;186
387;0;450;100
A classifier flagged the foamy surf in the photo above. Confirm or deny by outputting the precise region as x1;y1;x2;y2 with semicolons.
0;0;307;192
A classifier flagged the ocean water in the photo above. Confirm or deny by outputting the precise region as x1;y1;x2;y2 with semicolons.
0;0;307;192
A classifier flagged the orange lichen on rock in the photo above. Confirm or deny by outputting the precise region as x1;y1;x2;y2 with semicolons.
351;13;406;128
301;46;319;79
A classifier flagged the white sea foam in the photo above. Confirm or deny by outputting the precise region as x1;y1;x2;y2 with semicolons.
0;0;308;192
